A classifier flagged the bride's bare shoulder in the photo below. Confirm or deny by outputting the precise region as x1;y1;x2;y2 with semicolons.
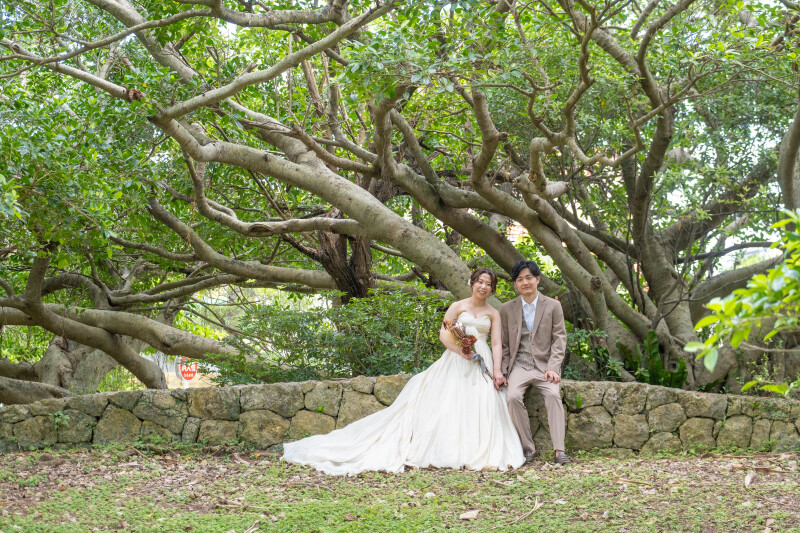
450;299;472;311
444;299;467;318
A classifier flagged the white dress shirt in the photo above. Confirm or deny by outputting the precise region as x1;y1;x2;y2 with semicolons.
521;294;539;332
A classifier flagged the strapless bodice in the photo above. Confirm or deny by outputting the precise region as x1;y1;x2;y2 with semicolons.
457;312;491;339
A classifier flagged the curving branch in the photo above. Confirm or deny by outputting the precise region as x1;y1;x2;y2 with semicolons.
0;9;211;77
659;150;778;255
689;255;784;322
630;0;661;39
41;274;108;309
184;154;368;237
0;376;71;405
9;299;166;389
85;0;198;80
146;197;339;290
778;101;800;211
159;1;397;120
110;236;197;262
178;0;348;28
676;241;775;264
0;38;129;98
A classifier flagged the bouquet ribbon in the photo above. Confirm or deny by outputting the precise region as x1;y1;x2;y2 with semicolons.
470;352;494;382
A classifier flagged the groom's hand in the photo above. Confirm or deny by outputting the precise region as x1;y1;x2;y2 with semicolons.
493;374;507;391
544;370;561;384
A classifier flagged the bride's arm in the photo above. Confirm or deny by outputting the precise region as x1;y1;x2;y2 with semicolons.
439;302;471;359
488;309;504;376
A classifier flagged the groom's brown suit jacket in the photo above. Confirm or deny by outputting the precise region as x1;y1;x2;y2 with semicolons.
499;294;567;378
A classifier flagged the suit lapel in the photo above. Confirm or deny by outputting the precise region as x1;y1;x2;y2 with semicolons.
512;296;523;356
530;294;547;339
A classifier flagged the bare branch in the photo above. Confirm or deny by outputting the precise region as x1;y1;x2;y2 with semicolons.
146;197;338;290
1;39;129;98
0;279;14;297
630;0;661;39
41;274;108;309
160;2;396;120
0;9;212;75
184;153;368;237
689;255;784;321
676;241;775;264
188;0;348;27
0;358;37;381
110;236;197;262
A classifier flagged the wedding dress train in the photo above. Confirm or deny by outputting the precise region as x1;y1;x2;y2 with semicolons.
282;312;524;475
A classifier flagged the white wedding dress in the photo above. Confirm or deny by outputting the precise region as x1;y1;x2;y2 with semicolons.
282;312;525;475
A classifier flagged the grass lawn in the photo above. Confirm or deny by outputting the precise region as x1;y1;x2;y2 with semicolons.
0;444;798;532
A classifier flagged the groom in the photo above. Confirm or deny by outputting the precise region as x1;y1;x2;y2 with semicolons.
495;260;571;464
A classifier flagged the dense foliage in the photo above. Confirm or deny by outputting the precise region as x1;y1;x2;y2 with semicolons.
687;210;800;397
209;290;446;384
1;0;799;401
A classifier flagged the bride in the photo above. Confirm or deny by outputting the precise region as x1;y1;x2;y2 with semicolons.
282;268;524;475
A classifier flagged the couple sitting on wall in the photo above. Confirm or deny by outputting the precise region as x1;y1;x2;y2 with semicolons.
283;259;570;475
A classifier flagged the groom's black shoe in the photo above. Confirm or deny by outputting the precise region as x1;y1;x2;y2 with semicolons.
524;450;540;463
554;451;571;465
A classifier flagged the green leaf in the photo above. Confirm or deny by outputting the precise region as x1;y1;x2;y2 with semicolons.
729;327;748;347
760;384;789;395
694;315;719;329
683;341;705;353
740;380;758;392
703;347;718;372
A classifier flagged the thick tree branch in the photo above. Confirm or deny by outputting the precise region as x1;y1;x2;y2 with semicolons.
146;197;338;290
0;359;37;382
182;0;347;27
659;150;778;254
778;100;800;211
689;255;784;322
1;9;212;76
184;154;368;237
0;376;71;405
160;2;396;120
0;39;128;98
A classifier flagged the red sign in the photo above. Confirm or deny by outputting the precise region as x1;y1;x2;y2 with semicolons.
179;358;198;381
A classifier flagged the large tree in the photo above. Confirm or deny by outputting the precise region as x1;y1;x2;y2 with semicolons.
1;0;798;402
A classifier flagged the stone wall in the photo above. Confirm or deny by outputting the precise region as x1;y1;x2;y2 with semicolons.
1;376;799;454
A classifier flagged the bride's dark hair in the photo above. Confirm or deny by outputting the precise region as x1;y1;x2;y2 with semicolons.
469;268;498;293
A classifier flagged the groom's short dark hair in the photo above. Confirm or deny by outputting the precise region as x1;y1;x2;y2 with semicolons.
511;260;541;281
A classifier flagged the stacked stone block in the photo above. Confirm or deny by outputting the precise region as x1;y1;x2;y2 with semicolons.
1;376;798;454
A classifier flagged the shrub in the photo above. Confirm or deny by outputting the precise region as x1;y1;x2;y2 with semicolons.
208;289;446;385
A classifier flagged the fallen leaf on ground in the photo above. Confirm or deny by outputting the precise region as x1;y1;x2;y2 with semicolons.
459;510;479;520
754;467;789;474
491;499;543;530
612;477;650;486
